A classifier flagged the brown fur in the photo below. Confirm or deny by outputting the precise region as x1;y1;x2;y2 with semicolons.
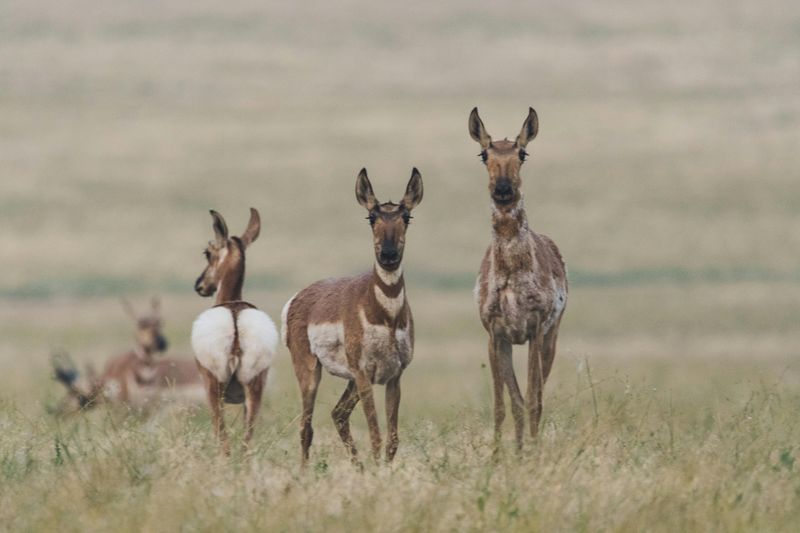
284;168;422;466
470;107;568;451
193;208;268;454
51;298;203;415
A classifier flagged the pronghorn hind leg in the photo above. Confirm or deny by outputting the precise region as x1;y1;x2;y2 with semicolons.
496;336;525;452
385;377;401;463
331;379;361;466
354;371;382;463
488;335;506;451
298;362;322;468
199;365;229;455
242;369;267;453
527;319;546;439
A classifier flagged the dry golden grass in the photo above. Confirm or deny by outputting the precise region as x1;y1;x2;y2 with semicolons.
1;0;799;531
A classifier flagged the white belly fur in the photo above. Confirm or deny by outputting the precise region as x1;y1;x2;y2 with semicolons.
308;322;352;379
307;311;413;384
191;307;277;383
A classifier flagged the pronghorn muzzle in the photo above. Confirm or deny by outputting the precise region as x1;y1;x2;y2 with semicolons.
492;177;516;205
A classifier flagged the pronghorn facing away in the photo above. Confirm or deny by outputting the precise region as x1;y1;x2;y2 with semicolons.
191;208;278;454
469;107;568;451
51;298;204;415
282;168;423;466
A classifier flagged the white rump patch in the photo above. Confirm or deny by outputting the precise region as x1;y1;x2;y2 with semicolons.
191;307;235;382
374;286;404;318
280;293;297;347
308;322;352;379
235;309;278;384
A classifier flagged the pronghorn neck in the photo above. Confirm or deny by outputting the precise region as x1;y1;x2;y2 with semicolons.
491;197;530;242
215;238;246;305
368;263;406;320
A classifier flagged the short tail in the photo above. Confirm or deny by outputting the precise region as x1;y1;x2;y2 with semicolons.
280;293;297;347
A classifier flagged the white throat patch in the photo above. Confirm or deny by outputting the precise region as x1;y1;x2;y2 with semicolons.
374;285;405;318
375;263;403;286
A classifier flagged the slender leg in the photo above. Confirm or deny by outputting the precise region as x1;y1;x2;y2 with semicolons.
198;365;229;455
496;336;525;452
242;369;267;452
385;377;401;462
527;325;545;439
542;317;562;382
488;334;506;448
298;363;322;467
331;379;361;465
354;371;382;463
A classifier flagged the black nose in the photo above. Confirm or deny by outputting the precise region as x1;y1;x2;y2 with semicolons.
380;248;399;263
494;179;513;196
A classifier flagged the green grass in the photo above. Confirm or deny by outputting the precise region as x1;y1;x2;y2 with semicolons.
1;0;799;530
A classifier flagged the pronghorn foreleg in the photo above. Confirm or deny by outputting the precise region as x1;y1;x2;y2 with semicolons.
354;371;382;463
527;317;546;439
384;376;401;463
331;379;361;466
488;332;506;449
496;335;525;452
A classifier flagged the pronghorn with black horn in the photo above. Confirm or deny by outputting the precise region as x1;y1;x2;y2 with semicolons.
282;168;423;466
469;107;568;451
191;208;278;454
50;298;204;414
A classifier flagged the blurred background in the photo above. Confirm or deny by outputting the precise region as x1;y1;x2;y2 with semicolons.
1;0;798;407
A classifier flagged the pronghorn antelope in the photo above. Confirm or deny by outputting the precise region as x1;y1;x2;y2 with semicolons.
51;297;204;414
191;208;278;454
282;168;423;466
469;107;568;451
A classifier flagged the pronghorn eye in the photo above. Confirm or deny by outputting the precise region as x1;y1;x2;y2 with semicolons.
203;250;211;260
519;149;528;162
479;150;488;164
366;212;377;226
402;212;412;225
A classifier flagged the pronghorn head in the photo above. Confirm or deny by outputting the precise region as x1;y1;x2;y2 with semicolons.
468;107;539;210
356;168;423;272
122;297;168;355
194;208;260;298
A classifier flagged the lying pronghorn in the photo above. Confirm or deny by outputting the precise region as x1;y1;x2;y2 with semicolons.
191;208;278;454
51;298;203;414
469;107;568;451
282;168;423;466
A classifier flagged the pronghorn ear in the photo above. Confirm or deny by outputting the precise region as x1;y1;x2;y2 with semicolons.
515;107;539;148
355;168;378;211
120;298;137;321
241;208;261;248
469;107;492;149
150;296;161;318
209;210;229;246
402;167;423;210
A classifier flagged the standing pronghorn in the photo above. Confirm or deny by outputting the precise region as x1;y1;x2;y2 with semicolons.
282;168;423;466
469;107;568;451
191;208;278;454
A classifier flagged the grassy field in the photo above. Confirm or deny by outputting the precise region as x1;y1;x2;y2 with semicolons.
1;0;799;531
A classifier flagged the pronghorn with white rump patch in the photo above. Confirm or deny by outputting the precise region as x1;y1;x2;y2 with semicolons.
282;168;423;466
191;208;278;454
469;107;568;452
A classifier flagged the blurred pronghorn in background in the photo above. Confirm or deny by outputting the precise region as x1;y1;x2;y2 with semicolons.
51;297;203;414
